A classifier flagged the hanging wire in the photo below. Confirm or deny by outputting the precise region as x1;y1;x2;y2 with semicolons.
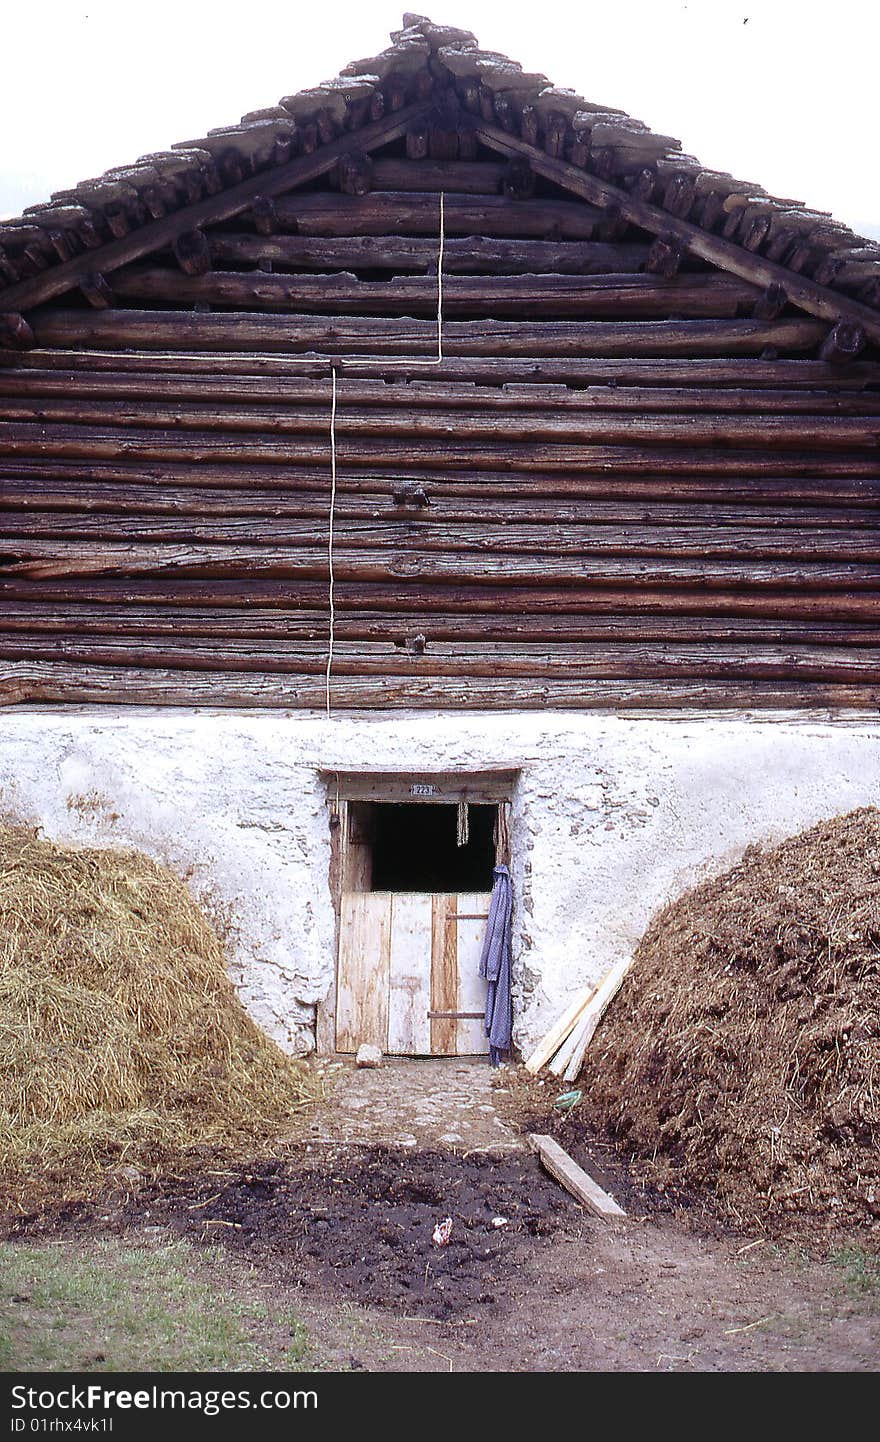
436;189;444;362
325;365;338;718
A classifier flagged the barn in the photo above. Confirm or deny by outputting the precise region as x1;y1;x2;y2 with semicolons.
0;14;878;1059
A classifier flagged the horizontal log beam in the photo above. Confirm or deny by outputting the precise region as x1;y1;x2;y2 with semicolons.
4;540;878;589
1;395;877;448
28;309;827;357
109;266;760;319
3;456;878;497
0;104;430;314
472;119;880;347
1;424;876;474
4;368;879;417
368;159;506;193
3;603;877;646
8;348;880;390
3;661;877;710
271;191;603;239
2;634;876;683
4;515;879;561
3;577;876;620
207;233;651;275
4;479;876;530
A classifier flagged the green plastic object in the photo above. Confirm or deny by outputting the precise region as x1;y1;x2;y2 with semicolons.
553;1089;582;1111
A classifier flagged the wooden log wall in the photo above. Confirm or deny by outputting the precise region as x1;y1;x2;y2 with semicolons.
1;137;879;710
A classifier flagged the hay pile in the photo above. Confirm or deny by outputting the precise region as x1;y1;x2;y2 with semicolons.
0;827;316;1209
581;809;880;1238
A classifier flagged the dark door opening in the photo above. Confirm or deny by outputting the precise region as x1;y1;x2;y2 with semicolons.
348;801;497;892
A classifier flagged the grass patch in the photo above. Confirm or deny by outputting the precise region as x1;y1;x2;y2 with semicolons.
828;1246;880;1303
0;1237;314;1372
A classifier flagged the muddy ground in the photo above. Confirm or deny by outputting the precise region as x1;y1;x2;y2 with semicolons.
3;1061;879;1370
6;1135;879;1372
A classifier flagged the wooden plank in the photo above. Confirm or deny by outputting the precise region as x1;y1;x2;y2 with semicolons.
387;893;433;1056
4;540;877;590
4;636;879;682
271;190;603;239
5;396;879;449
548;1006;593;1077
525;985;606;1074
0;104;430;315
5;427;875;478
3;453;878;499
368;159;505;193
8;480;880;532
7;348;879;389
430;894;458;1055
472;119;880;347
108;267;760;320
3;575;879;621
562;957;636;1083
5;368;880;417
207;233;651;274
3;605;878;647
454;891;492;1056
528;1134;627;1219
318;770;518;804
7;516;880;563
27;309;827;357
334;892;392;1054
3;662;880;710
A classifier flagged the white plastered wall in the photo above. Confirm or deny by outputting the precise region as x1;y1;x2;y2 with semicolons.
0;706;878;1055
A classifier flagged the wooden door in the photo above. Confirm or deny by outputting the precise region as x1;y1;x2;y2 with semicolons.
336;890;491;1056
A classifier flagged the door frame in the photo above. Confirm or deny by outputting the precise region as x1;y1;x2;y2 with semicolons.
315;768;518;1054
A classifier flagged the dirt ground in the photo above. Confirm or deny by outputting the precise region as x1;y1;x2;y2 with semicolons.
4;1059;879;1372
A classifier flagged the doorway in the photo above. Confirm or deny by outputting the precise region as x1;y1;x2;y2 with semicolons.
322;770;516;1057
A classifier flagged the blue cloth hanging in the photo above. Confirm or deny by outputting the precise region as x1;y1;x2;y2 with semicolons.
479;864;513;1066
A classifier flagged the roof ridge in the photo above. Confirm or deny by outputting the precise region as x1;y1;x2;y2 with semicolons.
1;14;878;323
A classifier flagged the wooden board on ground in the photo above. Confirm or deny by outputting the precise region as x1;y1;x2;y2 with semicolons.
528;1133;627;1219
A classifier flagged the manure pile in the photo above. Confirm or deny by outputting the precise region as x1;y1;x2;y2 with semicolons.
0;827;315;1208
581;808;880;1237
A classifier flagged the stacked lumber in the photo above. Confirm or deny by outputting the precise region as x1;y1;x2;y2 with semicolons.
524;958;635;1082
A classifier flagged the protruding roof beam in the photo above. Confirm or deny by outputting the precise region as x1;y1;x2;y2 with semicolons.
0;102;431;316
472;119;880;347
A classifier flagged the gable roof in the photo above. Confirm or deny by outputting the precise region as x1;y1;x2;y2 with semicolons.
1;13;879;347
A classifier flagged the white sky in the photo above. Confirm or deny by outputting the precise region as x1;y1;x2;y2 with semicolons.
2;0;878;238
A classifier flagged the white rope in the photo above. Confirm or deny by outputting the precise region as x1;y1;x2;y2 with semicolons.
437;189;444;363
325;364;338;718
321;193;446;717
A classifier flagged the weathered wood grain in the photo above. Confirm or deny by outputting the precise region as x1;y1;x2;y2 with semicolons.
4;368;879;417
2;635;875;681
207;233;651;275
109;266;760;319
5;516;879;562
431;894;458;1056
335;892;392;1053
4;540;878;589
2;576;877;621
2;662;879;710
27;309;828;357
6;348;879;389
2;605;877;646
